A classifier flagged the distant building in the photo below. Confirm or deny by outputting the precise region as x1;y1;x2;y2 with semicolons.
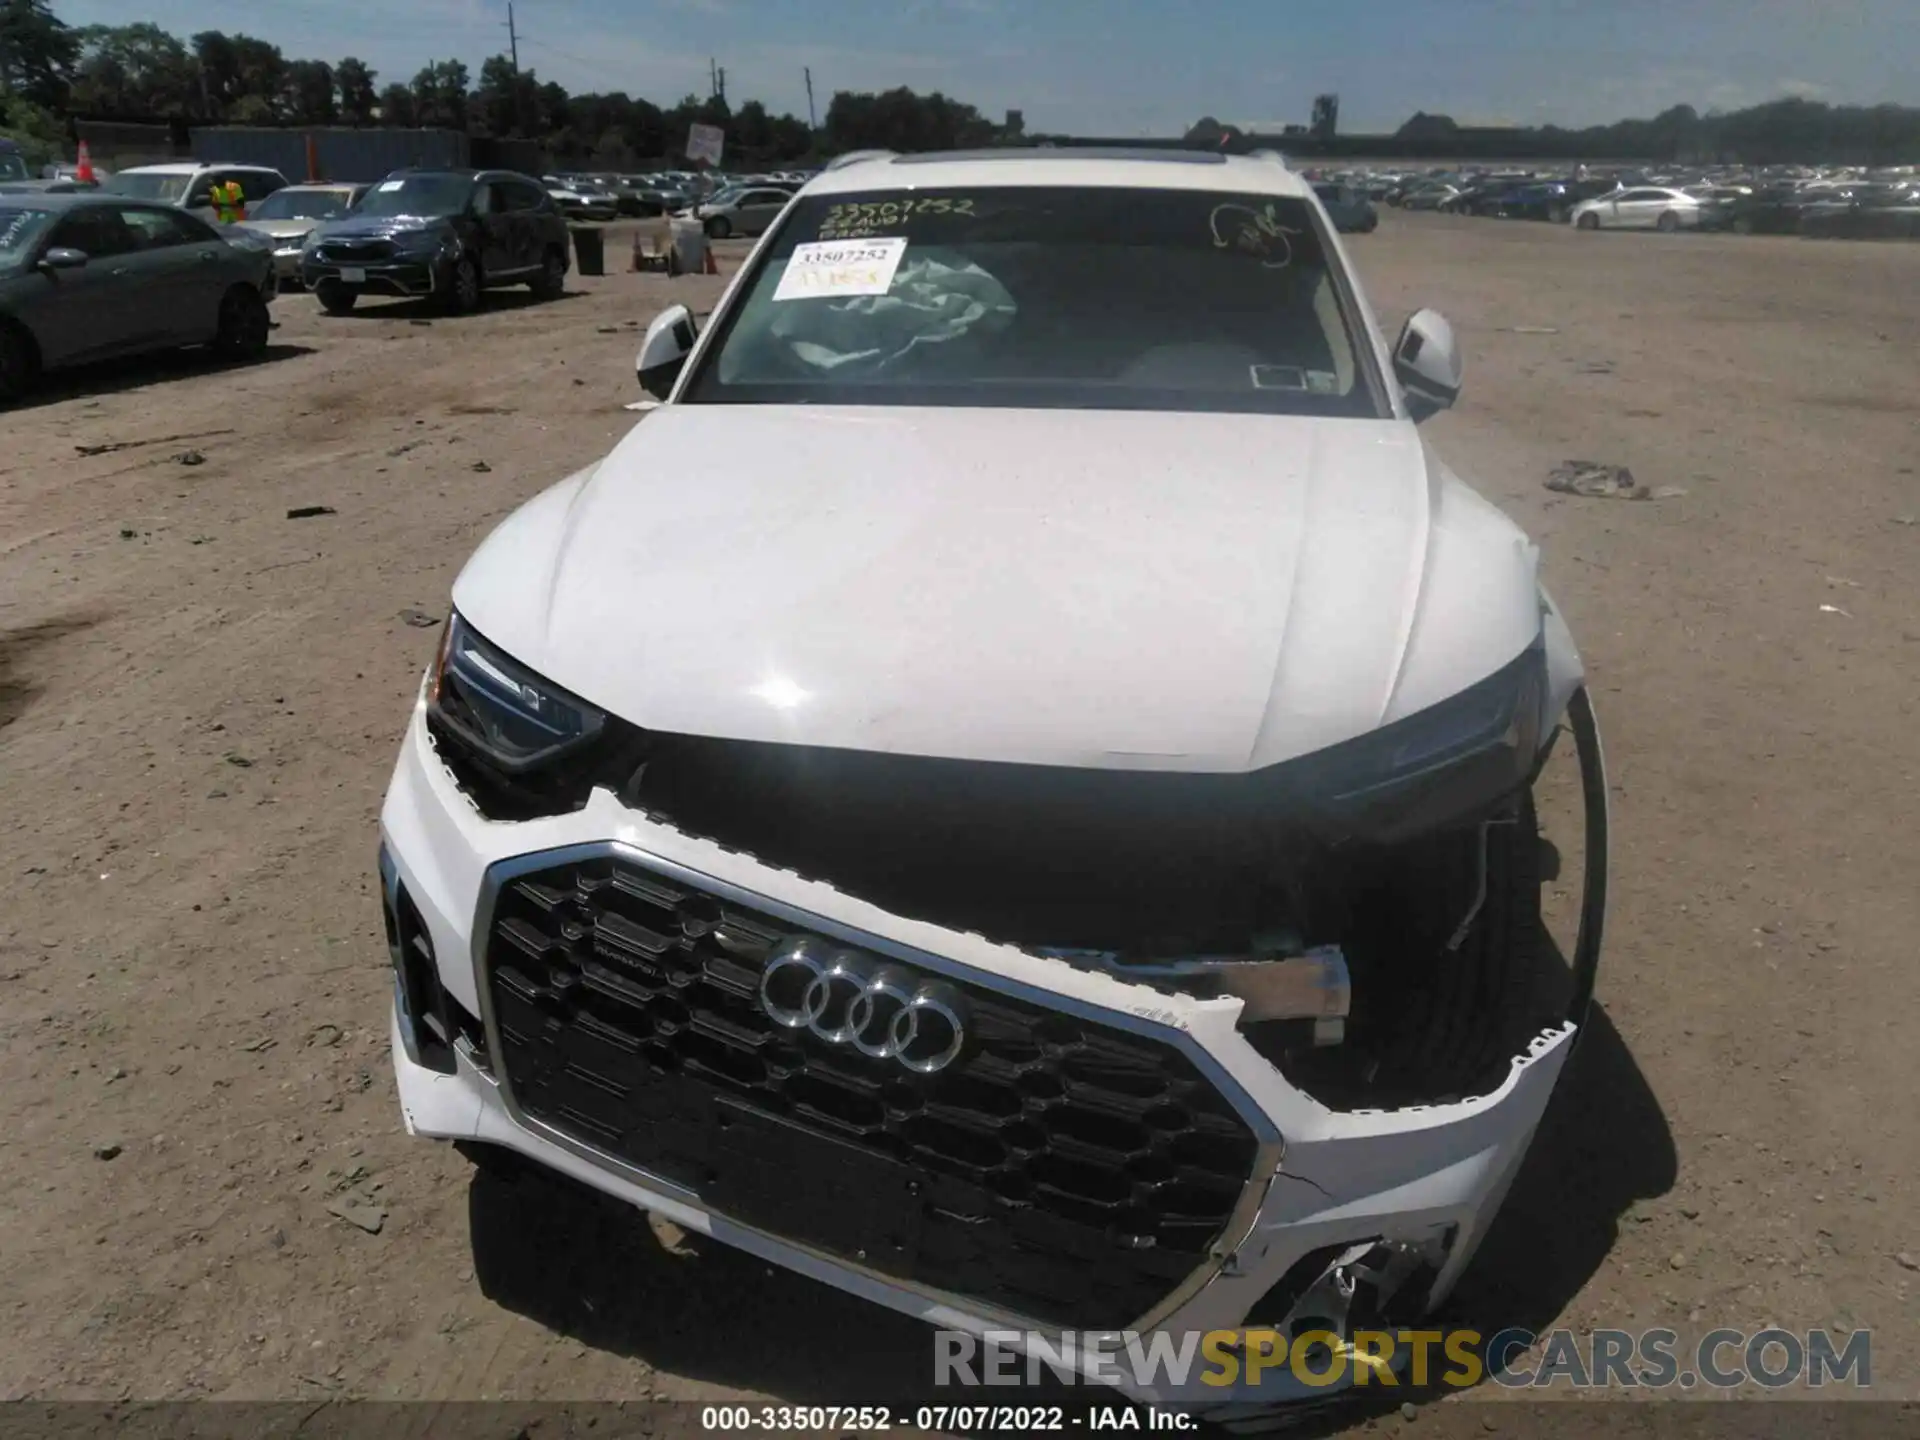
1311;94;1339;140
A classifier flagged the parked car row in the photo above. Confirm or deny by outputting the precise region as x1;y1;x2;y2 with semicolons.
1310;182;1379;233
0;164;577;402
535;168;816;226
1326;161;1920;240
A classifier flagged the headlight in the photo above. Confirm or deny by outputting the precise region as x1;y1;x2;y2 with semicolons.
1301;641;1545;841
426;613;605;774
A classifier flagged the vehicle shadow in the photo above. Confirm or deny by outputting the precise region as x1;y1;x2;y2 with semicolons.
0;608;110;729
323;290;581;322
8;343;315;412
1440;999;1675;1336
465;1152;938;1405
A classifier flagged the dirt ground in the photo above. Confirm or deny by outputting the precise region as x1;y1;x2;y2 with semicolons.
1;213;1916;1418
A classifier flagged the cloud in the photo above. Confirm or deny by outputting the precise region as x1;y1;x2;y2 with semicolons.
1777;77;1827;99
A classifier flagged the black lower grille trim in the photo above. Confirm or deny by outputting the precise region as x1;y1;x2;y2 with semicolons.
481;849;1262;1328
318;241;397;262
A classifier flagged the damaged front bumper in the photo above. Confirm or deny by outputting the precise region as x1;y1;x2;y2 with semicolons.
379;694;1598;1407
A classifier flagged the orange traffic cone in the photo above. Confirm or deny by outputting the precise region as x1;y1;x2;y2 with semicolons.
75;140;96;184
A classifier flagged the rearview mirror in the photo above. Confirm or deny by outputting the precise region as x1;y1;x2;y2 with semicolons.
1392;308;1463;421
38;246;88;272
637;303;697;400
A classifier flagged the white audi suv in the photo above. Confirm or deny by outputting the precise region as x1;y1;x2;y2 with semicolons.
379;147;1608;1411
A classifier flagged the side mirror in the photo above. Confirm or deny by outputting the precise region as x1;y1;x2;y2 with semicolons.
1392;308;1463;422
38;246;88;272
636;303;697;400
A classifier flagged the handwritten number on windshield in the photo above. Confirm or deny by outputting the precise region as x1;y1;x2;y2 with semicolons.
0;211;42;249
820;196;975;239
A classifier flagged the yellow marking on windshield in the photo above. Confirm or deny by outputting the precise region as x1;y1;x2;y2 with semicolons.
1208;200;1302;268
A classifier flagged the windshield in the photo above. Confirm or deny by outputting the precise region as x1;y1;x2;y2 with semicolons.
0;206;55;269
0;151;28;184
103;171;192;203
353;174;471;218
249;188;355;221
682;185;1383;417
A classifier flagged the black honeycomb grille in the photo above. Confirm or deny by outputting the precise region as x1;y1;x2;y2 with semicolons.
481;852;1262;1329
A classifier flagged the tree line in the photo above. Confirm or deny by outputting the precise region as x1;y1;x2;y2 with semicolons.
8;0;1917;170
0;0;1019;167
1192;100;1920;166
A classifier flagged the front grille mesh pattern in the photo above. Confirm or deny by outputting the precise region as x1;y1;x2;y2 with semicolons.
482;852;1260;1328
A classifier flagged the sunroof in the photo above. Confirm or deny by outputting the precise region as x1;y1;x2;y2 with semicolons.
891;147;1228;166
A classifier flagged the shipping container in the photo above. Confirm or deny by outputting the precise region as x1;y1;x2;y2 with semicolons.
191;127;471;183
73;119;185;171
472;136;551;178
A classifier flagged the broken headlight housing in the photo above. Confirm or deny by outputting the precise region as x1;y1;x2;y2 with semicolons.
1302;640;1546;843
427;612;606;773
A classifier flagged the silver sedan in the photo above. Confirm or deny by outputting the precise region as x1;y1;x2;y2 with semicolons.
1570;186;1704;232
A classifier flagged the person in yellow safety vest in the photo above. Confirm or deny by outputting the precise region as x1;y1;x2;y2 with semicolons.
210;179;247;224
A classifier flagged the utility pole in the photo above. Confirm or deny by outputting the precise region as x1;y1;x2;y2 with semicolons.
505;1;520;72
804;66;816;132
716;67;726;105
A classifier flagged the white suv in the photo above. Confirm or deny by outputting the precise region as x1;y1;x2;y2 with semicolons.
381;148;1608;1412
102;162;290;222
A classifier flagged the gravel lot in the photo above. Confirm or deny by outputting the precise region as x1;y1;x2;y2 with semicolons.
1;214;1915;1415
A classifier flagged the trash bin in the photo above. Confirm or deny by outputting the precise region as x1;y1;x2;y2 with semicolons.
669;218;709;277
571;225;605;277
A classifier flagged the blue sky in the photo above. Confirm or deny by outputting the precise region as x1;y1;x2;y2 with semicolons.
54;0;1920;135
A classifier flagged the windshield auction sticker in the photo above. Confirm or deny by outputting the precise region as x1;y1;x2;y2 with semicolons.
773;238;908;301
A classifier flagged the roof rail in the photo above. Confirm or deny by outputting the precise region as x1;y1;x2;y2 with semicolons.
825;149;899;171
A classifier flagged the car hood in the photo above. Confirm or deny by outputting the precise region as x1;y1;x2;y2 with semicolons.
311;214;453;243
452;406;1543;773
237;218;319;241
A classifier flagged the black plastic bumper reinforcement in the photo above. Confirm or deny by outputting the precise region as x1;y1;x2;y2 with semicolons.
475;846;1266;1330
1564;685;1609;1029
381;845;488;1076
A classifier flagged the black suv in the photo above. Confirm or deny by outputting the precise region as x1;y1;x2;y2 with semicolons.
299;168;570;314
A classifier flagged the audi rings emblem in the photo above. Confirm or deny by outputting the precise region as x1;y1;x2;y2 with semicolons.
758;935;968;1074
